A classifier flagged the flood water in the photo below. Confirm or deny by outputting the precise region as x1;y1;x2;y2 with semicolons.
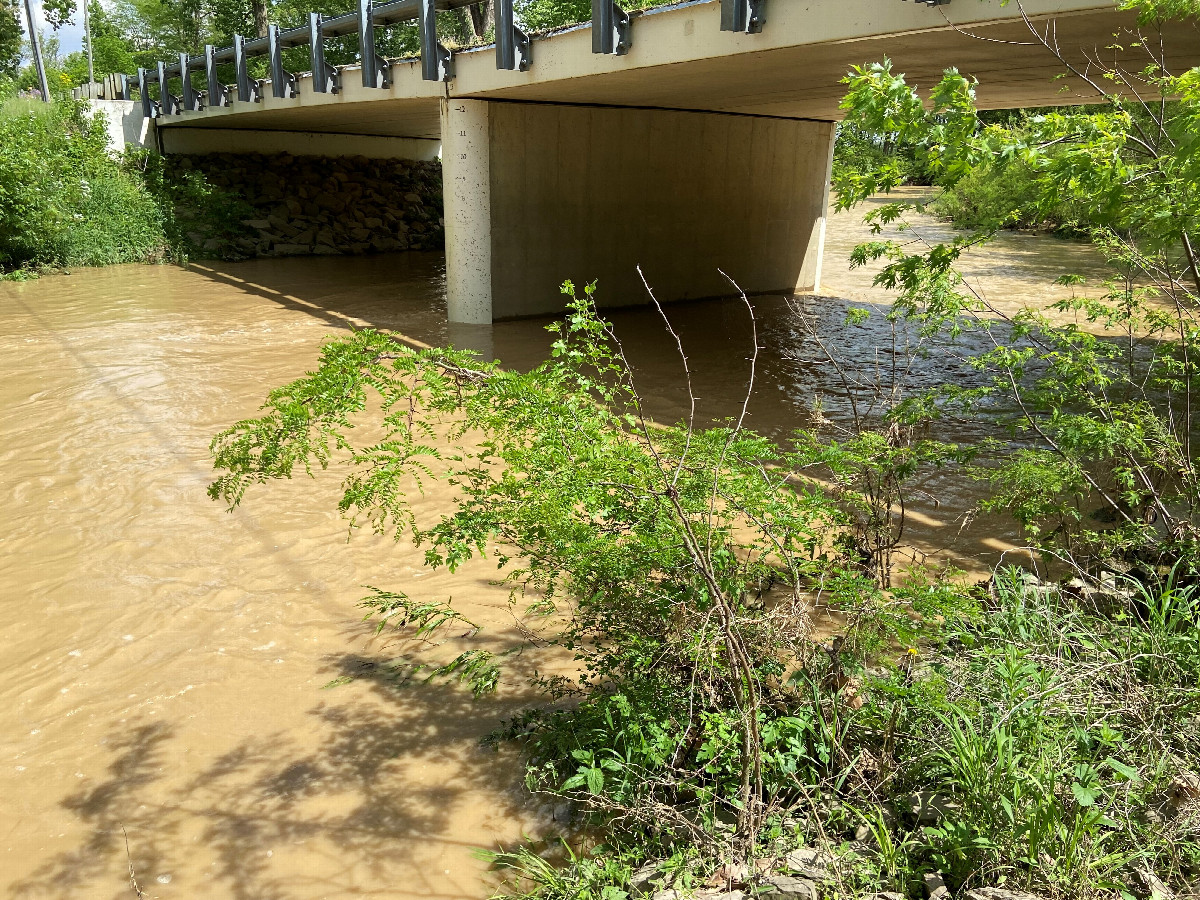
0;196;1110;899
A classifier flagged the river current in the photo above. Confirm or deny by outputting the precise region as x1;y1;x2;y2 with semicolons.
0;195;1110;899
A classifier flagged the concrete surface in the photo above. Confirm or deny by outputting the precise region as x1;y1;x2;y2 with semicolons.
153;0;1199;141
88;99;152;152
444;100;834;321
442;99;494;325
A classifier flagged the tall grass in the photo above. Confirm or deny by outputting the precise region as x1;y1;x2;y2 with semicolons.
485;568;1200;899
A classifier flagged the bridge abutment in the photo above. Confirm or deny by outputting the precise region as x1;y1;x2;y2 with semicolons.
440;98;835;323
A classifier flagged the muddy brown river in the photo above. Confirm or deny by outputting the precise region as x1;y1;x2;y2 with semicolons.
0;196;1110;899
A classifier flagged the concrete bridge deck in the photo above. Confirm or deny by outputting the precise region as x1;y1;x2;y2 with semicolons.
157;0;1191;139
143;0;1200;323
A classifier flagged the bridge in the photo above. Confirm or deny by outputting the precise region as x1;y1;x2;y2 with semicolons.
115;0;1200;322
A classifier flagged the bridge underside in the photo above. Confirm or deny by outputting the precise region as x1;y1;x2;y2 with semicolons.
153;0;1200;321
440;101;833;322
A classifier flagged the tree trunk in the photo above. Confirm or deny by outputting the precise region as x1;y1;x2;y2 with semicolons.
467;0;492;39
252;0;268;38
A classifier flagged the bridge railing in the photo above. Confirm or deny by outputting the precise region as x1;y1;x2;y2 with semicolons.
120;0;773;119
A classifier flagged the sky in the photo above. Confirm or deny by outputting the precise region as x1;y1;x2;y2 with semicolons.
25;0;88;60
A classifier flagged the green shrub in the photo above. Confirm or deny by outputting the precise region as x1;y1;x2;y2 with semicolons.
851;569;1200;894
57;172;167;267
0;98;167;271
209;283;926;857
0;98;253;274
931;158;1089;233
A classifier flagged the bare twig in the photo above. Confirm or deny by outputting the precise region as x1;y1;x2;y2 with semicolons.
121;825;145;900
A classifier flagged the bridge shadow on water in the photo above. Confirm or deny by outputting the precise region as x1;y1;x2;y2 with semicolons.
10;623;552;900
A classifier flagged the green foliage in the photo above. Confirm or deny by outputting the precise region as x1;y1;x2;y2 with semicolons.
931;156;1090;233
832;121;934;189
86;1;136;76
0;98;251;273
512;0;589;31
41;0;75;29
513;0;673;32
211;282;939;853
0;0;21;77
56;168;166;266
0;98;166;270
358;586;477;637
861;570;1200;893
833;60;981;211
833;14;1200;573
482;842;637;900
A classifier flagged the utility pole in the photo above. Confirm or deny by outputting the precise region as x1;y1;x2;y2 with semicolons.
22;0;49;102
83;0;94;93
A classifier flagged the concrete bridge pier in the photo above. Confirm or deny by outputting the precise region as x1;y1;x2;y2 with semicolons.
440;99;835;324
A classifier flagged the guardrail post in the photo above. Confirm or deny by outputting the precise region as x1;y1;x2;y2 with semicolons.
591;0;630;54
267;24;297;98
109;72;129;100
358;0;391;88
179;52;199;110
495;0;530;71
157;60;178;115
137;67;156;118
419;0;452;81
720;0;765;33
234;34;259;101
205;44;228;107
309;12;342;93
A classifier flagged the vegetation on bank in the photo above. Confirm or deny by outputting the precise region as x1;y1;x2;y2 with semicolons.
0;98;250;276
208;280;1200;900
0;98;154;272
833;108;1099;235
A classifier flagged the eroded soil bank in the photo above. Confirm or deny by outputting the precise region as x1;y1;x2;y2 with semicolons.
0;199;1107;899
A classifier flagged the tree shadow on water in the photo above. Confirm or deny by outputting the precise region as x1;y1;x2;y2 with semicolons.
8;722;180;900
11;652;544;900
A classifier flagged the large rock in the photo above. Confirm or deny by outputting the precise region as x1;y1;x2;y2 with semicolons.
902;792;959;824
924;872;951;900
964;889;1045;900
782;848;833;881
1135;868;1175;900
758;875;817;899
627;863;660;898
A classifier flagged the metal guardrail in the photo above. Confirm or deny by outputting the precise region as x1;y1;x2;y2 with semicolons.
110;0;950;119
116;0;965;120
120;0;779;118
